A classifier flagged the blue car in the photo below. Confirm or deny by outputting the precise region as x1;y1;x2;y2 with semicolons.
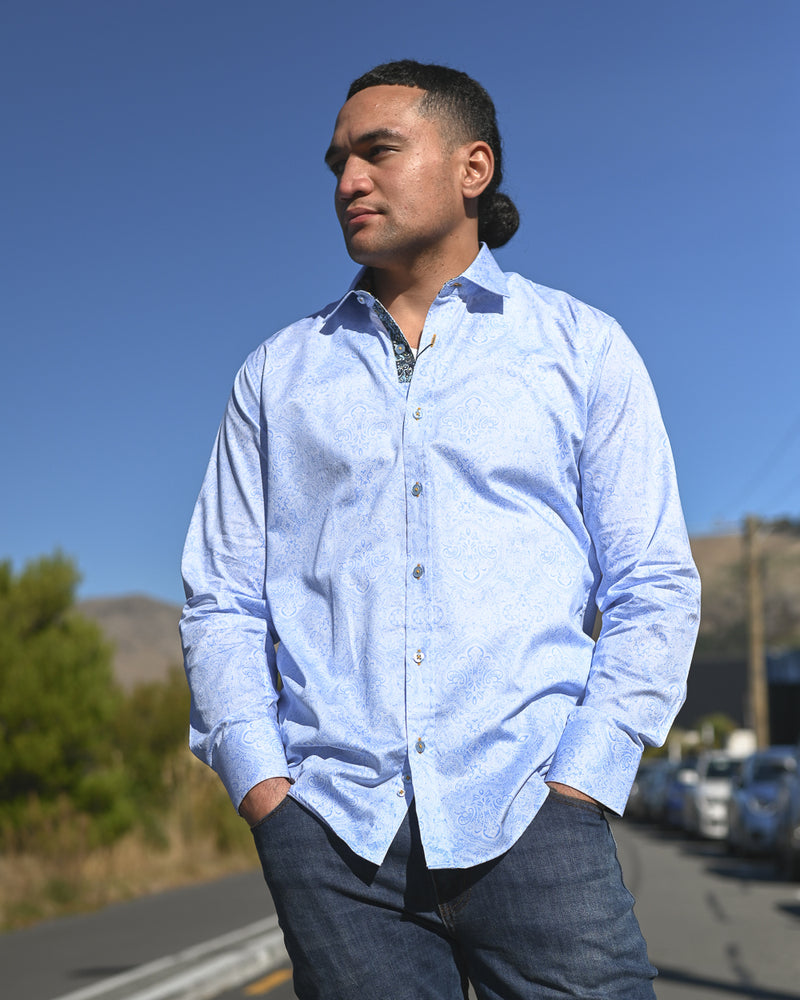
727;747;798;856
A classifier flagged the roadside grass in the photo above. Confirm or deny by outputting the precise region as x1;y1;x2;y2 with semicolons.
0;753;257;932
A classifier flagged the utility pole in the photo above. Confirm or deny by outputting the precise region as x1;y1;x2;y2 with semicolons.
745;515;770;747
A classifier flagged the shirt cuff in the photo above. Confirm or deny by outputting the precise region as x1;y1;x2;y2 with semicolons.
546;707;643;815
208;718;290;812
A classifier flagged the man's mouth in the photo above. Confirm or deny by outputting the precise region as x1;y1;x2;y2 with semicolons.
345;206;379;228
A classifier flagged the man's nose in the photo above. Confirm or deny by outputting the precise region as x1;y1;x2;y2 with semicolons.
337;157;372;200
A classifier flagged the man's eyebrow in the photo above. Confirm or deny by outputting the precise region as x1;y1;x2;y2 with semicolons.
324;128;407;166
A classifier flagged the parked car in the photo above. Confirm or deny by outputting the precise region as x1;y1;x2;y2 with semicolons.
626;759;658;821
774;755;800;880
660;758;697;829
628;759;676;823
727;747;797;855
645;760;676;823
683;752;741;839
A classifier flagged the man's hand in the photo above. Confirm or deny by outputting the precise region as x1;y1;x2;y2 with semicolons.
239;776;292;826
546;781;600;806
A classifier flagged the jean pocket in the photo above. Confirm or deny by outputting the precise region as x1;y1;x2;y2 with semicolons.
249;793;293;832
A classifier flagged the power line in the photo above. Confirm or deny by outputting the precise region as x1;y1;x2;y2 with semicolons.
730;410;800;515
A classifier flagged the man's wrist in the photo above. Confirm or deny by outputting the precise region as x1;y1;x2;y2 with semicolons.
238;776;292;826
546;780;600;805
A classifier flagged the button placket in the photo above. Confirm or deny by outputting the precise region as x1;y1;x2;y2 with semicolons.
402;315;437;809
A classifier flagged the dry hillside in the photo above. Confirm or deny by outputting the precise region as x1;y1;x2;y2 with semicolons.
78;595;183;689
690;529;800;658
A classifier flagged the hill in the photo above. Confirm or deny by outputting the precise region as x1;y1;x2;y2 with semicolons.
77;594;183;690
690;528;800;658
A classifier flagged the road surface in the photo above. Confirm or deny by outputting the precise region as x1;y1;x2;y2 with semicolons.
2;820;799;999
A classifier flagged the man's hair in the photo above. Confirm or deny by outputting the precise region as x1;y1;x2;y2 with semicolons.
347;60;520;250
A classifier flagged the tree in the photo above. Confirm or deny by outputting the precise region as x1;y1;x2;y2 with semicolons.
0;553;120;815
114;666;190;806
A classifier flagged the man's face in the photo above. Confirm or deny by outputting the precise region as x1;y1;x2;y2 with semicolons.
325;85;468;269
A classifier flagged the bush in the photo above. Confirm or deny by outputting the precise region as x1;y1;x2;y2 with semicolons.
0;554;121;823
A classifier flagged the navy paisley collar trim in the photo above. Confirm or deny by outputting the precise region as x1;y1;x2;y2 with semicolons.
371;299;415;383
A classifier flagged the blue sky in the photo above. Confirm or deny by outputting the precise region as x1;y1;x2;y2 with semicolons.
2;0;798;604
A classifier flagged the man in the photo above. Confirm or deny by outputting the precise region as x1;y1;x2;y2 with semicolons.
181;60;700;999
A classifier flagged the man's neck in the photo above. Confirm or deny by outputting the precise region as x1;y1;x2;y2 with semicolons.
368;242;480;350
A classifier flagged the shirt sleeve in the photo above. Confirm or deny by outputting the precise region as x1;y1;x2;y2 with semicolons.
546;319;701;814
179;345;289;811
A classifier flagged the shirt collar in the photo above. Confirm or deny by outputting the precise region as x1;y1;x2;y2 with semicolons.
328;244;509;323
453;243;510;299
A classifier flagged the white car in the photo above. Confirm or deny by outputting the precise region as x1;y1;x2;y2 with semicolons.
683;752;741;839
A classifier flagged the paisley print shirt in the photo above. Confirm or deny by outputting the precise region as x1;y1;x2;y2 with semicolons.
180;245;700;868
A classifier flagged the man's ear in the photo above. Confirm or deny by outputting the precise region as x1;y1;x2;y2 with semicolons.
460;141;494;202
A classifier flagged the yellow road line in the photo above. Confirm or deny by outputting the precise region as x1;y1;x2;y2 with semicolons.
244;967;293;995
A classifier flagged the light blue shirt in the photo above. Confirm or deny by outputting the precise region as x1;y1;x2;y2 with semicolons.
180;246;700;868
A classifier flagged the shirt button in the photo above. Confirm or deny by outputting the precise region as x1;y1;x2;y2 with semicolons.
413;649;424;664
413;407;422;420
397;788;405;797
416;739;425;753
411;482;422;497
412;564;424;579
357;295;366;304
404;774;412;782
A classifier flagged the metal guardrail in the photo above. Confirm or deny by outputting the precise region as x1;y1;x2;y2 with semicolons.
51;916;288;1000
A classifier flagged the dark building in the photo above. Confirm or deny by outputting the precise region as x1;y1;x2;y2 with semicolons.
674;650;800;745
768;650;800;745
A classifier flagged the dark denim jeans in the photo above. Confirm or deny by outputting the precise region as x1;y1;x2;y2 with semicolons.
252;789;656;999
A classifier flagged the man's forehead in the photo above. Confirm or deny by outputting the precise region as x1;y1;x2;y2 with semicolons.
330;84;428;139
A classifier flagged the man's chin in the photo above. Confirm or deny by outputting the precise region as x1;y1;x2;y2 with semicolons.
344;237;387;268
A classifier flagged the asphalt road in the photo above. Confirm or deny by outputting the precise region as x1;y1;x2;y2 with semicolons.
621;821;800;1000
3;820;799;1000
0;869;273;1000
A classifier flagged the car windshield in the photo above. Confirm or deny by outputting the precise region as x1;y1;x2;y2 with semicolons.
752;761;791;783
705;759;737;779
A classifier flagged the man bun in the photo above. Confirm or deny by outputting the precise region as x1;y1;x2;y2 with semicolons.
479;192;520;249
